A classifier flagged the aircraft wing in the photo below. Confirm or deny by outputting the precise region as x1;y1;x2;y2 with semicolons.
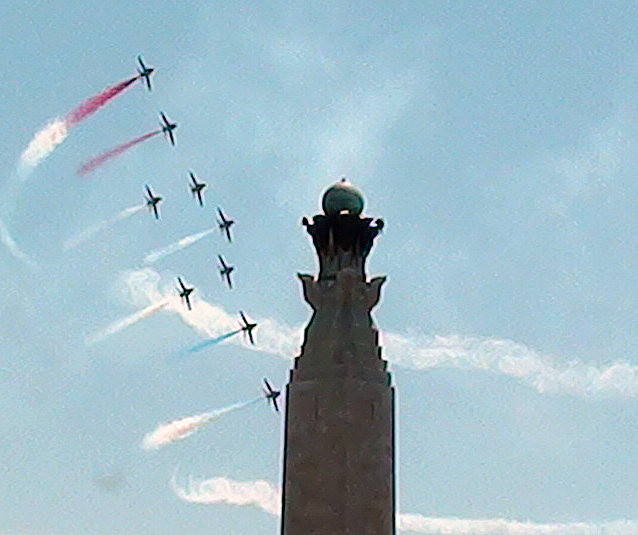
264;378;273;393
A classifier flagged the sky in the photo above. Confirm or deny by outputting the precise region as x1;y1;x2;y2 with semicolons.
2;1;638;534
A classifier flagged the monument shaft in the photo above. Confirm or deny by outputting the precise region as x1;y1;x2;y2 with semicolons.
280;181;395;535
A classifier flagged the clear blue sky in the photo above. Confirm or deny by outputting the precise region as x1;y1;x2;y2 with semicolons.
2;1;638;534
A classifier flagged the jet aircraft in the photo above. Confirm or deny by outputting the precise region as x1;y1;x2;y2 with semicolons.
145;185;162;220
239;311;257;345
159;112;177;146
177;277;195;311
136;55;155;91
218;254;234;289
217;207;235;243
263;378;281;413
189;171;206;206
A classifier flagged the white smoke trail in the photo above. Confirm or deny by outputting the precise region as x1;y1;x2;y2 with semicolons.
18;119;68;178
86;300;168;345
119;268;301;356
397;515;638;535
170;475;638;535
143;227;216;264
64;203;145;250
120;268;638;398
171;474;281;516
0;218;38;271
382;332;638;397
141;398;260;450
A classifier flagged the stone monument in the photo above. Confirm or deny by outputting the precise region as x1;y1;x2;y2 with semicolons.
280;179;395;535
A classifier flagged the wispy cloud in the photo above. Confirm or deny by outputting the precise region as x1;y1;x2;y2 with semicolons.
119;267;638;398
275;71;421;210
309;73;417;183
171;475;638;535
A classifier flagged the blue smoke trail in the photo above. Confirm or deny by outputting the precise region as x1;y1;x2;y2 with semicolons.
179;329;242;357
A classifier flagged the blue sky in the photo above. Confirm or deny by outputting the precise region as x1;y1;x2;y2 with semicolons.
3;1;638;534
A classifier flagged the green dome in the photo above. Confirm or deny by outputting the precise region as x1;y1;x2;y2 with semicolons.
322;179;364;216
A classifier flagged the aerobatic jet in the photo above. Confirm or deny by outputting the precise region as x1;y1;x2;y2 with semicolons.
262;378;281;413
218;254;234;289
136;55;155;91
217;207;235;243
145;185;162;220
159;112;177;146
177;277;195;311
239;311;257;345
189;171;206;207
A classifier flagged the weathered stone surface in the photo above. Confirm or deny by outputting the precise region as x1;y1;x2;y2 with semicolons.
281;192;395;535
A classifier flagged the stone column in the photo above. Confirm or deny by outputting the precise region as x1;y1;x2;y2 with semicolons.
280;180;395;535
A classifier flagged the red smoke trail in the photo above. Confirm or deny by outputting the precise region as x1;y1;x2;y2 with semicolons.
77;130;161;176
65;76;139;127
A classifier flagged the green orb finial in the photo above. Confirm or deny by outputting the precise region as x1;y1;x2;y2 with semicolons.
322;178;365;216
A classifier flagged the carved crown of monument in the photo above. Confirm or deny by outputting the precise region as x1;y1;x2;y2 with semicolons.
296;179;387;379
301;178;384;281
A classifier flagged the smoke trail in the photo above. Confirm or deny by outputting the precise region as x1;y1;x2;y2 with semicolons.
143;227;216;264
181;330;242;356
64;203;145;250
396;515;638;535
171;475;638;535
18;76;139;177
86;300;168;345
0;218;38;271
119;267;638;399
18;119;68;176
77;130;161;176
120;268;301;355
141;398;260;450
171;474;281;516
65;76;138;127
